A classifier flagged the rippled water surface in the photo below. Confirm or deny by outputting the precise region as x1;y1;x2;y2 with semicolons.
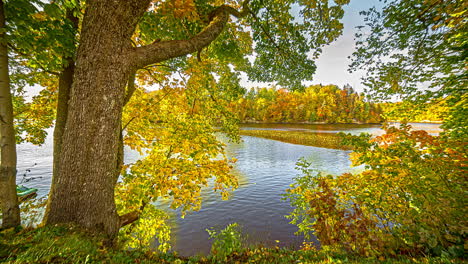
15;123;441;256
170;136;355;255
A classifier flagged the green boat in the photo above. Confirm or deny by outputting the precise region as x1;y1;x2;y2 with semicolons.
16;185;38;197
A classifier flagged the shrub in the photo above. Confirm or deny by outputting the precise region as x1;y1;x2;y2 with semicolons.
206;223;244;261
285;124;467;257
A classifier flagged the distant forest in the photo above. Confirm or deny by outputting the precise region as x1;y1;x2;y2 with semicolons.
227;85;446;124
229;85;384;124
382;100;446;123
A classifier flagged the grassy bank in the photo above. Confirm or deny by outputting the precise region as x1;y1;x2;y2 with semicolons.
1;226;462;264
239;130;352;150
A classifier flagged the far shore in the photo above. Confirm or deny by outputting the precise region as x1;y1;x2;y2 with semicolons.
386;120;443;124
239;120;443;125
240;121;382;125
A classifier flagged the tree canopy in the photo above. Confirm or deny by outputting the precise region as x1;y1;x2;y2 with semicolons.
350;0;466;99
2;0;356;239
350;0;467;135
2;0;465;258
285;0;467;257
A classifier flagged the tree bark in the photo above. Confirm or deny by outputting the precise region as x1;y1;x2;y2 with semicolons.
44;0;243;238
0;0;20;229
46;5;78;220
44;0;151;236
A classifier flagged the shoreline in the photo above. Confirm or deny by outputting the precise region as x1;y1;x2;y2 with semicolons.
386;120;443;124
240;121;382;125
240;121;443;125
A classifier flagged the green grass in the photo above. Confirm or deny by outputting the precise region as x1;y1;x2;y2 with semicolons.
1;226;463;264
239;130;352;150
0;225;183;264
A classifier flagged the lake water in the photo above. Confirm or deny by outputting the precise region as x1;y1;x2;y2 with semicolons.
15;123;441;256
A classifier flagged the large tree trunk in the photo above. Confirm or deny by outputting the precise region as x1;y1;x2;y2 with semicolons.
44;1;148;237
44;0;237;237
0;0;20;229
46;6;78;220
49;60;74;202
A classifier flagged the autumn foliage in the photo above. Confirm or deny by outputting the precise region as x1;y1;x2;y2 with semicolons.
230;85;383;124
381;99;448;123
286;124;467;257
115;59;240;250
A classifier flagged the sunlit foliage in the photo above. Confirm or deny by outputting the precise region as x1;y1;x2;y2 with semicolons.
381;99;449;123
350;0;467;137
231;85;383;123
286;124;467;257
12;79;57;145
115;58;241;249
118;204;172;252
285;0;467;258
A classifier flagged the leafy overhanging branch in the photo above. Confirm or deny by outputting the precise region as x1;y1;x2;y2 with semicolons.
132;1;250;69
8;44;60;76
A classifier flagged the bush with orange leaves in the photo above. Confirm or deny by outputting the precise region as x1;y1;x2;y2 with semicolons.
285;124;467;257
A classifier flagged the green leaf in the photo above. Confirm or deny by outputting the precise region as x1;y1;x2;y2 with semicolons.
43;3;62;19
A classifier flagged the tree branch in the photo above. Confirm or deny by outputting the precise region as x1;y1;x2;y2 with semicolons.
132;2;250;69
119;201;147;228
123;69;137;106
141;67;164;86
